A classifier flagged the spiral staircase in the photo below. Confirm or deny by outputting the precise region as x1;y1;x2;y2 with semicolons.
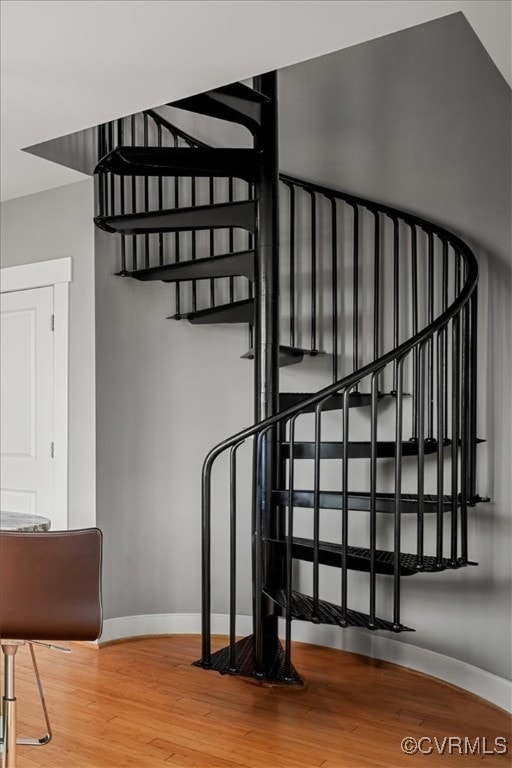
94;72;485;684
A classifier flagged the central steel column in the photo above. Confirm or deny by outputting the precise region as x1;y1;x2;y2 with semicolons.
252;71;280;675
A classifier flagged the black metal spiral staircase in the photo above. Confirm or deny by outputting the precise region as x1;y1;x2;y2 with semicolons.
94;73;486;685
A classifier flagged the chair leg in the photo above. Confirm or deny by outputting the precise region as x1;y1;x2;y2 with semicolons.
16;645;52;747
1;642;52;768
1;642;23;768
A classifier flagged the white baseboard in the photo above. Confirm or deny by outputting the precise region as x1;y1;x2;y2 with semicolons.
99;613;511;713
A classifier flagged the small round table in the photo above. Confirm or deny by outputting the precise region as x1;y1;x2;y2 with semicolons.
0;511;51;531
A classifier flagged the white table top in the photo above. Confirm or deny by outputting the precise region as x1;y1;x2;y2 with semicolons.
0;511;51;531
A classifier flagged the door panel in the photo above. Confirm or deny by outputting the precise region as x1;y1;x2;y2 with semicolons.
1;286;54;522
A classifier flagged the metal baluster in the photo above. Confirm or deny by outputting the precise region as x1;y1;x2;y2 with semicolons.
228;442;244;673
130;114;138;271
310;191;317;352
468;289;478;507
285;416;298;680
142;114;150;267
410;224;419;437
459;301;470;565
201;459;212;666
393;358;404;630
369;371;380;627
118;118;127;275
373;210;381;366
427;232;435;439
191;177;198;312
392;218;400;393
174;134;181;315
341;387;351;626
156;120;164;265
437;328;446;565
416;344;426;567
108;122;115;217
209;176;215;308
450;310;461;567
312;402;324;617
353;204;360;378
331;198;338;382
228;177;235;303
289;184;296;350
97;126;105;217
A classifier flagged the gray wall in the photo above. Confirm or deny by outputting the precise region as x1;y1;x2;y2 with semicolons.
0;179;96;528
95;13;510;681
277;13;511;680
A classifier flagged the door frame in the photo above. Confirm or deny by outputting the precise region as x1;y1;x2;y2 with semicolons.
1;257;71;527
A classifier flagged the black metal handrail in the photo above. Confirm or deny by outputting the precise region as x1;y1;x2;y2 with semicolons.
199;181;479;669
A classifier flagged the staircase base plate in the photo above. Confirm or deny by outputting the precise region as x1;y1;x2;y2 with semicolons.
193;634;304;686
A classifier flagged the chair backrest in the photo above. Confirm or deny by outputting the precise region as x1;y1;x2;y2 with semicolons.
0;528;103;641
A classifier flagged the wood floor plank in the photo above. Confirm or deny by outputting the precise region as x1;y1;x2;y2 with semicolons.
5;635;510;768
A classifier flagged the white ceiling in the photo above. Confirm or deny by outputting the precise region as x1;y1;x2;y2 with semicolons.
1;0;510;202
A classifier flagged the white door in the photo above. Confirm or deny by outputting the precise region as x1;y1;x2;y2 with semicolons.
1;286;56;524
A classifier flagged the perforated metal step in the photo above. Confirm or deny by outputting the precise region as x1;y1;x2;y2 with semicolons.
265;588;413;632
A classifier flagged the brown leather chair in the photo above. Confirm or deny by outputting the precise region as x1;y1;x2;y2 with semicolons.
0;528;103;768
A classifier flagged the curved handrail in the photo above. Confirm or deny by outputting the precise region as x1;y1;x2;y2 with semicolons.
201;190;478;471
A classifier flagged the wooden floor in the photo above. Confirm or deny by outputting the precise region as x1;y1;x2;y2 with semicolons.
5;635;510;768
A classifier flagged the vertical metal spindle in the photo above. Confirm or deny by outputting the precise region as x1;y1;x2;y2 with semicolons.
228;442;242;673
143;114;150;267
289;184;296;350
191;177;198;312
392;218;400;393
331;198;338;382
427;232;435;438
310;191;317;352
97;126;105;217
253;428;271;678
353;205;360;377
416;344;426;566
130;114;138;271
393;359;404;630
174;134;181;315
228;177;235;303
437;329;446;565
285;416;298;680
468;288;478;506
459;301;470;563
201;460;213;666
117;118;127;275
369;371;380;627
410;225;419;438
341;388;351;626
247;180;254;352
209;176;215;308
450;312;461;566
108;122;115;217
442;240;449;434
312;403;323;617
156;121;164;265
373;210;381;366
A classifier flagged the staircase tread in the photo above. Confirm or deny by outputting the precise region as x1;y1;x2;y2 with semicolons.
280;439;451;459
243;346;319;359
264;588;413;632
94;199;256;236
267;536;466;574
126;250;254;282
272;489;454;513
214;82;271;103
278;391;380;412
95;146;260;181
172;298;253;323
